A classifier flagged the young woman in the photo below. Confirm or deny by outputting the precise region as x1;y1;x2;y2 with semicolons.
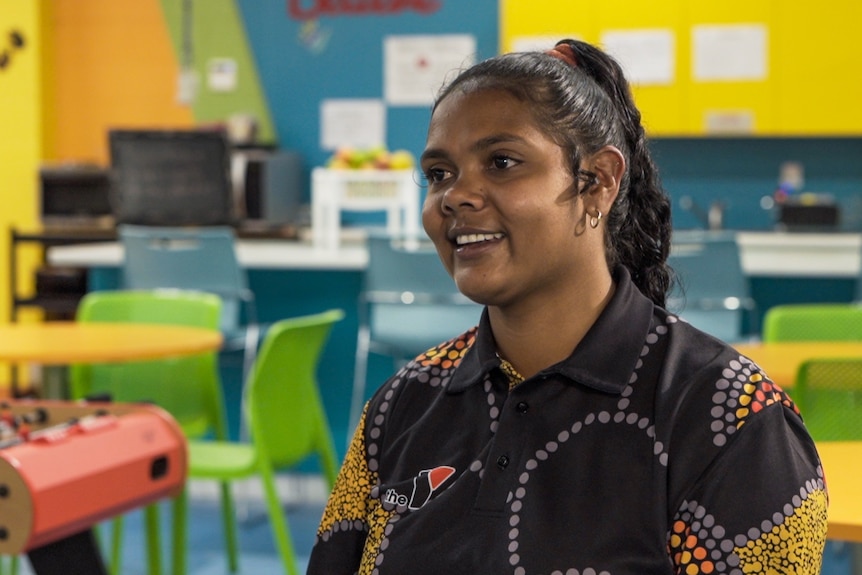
308;39;827;574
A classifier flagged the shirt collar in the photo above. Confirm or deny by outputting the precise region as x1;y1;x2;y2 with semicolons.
447;266;655;395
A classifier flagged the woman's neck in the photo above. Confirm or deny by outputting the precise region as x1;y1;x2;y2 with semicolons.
489;272;616;379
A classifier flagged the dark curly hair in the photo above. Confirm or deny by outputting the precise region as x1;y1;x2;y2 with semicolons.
432;39;673;307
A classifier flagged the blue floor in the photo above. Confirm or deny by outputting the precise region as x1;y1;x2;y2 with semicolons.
13;486;326;575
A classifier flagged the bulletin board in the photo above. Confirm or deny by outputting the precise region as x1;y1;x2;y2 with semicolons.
500;0;862;136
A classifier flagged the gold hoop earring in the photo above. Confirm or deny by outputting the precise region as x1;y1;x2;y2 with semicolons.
589;210;603;229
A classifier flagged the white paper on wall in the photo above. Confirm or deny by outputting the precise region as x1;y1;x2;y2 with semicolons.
384;34;477;106
207;58;238;92
692;24;768;82
601;29;675;86
320;99;386;151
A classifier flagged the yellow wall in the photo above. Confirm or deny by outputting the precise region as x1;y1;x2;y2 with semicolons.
0;0;43;385
1;0;191;390
500;0;862;135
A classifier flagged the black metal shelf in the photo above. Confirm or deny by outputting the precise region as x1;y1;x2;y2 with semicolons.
8;227;116;397
13;295;83;315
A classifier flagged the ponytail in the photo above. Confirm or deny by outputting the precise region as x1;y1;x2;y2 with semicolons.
560;40;673;307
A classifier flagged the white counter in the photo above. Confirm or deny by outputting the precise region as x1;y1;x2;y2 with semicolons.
47;232;862;278
48;239;369;271
736;232;862;278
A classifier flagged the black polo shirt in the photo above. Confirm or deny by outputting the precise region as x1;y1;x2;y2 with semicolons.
308;267;827;575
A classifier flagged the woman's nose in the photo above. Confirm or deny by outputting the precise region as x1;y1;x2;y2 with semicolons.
441;172;484;214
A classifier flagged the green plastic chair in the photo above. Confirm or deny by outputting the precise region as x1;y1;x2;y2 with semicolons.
176;309;344;575
69;289;235;575
794;357;862;441
762;303;862;342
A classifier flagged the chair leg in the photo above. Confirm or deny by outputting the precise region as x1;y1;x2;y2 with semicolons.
260;468;299;575
0;554;17;575
171;488;188;575
219;480;240;573
109;516;124;575
144;503;162;575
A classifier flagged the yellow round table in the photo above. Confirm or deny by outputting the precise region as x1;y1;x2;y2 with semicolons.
815;441;862;542
0;322;223;365
0;322;223;397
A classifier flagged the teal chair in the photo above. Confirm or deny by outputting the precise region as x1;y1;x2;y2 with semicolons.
350;233;483;437
667;230;755;342
176;309;344;575
69;289;235;575
763;303;862;342
118;224;261;383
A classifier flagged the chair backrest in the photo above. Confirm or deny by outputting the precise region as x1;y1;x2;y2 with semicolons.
668;230;750;307
363;234;483;354
245;309;344;481
667;230;753;341
118;224;248;335
69;289;228;440
794;357;862;440
763;303;862;342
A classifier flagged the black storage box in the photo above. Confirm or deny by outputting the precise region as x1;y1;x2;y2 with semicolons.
778;196;840;231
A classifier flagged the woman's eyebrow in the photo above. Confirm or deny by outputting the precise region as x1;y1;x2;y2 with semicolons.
420;148;449;164
422;133;526;163
473;133;523;148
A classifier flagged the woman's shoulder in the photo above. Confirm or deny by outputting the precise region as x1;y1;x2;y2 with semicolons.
367;328;480;408
650;308;802;440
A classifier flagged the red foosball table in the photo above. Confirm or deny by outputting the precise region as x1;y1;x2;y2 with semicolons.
0;400;186;575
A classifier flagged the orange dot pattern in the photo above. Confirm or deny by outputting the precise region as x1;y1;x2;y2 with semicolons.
418;328;476;370
709;356;800;447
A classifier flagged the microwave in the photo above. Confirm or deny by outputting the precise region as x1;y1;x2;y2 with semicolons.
39;164;114;229
231;148;304;225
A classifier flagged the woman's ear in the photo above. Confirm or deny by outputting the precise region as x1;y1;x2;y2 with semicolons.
586;145;625;211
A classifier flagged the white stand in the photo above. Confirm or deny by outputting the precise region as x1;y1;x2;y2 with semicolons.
311;168;421;250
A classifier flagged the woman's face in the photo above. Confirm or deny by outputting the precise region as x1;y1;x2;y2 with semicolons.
421;87;605;311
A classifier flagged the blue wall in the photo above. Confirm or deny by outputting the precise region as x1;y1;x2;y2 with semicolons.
654;137;862;232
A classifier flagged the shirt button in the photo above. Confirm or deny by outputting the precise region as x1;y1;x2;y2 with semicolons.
516;401;529;413
496;455;510;469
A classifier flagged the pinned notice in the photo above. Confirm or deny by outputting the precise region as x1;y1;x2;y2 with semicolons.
692;24;768;82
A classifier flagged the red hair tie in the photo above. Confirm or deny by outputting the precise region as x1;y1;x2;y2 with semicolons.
546;43;577;67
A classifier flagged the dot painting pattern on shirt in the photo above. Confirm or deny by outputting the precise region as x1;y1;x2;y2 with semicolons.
708;355;800;447
669;487;827;574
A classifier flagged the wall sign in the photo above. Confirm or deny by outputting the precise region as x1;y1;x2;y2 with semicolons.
288;0;441;20
384;34;476;106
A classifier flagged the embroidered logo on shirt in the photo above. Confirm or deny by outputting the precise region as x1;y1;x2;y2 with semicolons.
383;466;456;510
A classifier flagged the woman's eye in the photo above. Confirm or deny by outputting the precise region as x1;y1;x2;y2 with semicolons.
491;155;519;170
424;167;450;184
